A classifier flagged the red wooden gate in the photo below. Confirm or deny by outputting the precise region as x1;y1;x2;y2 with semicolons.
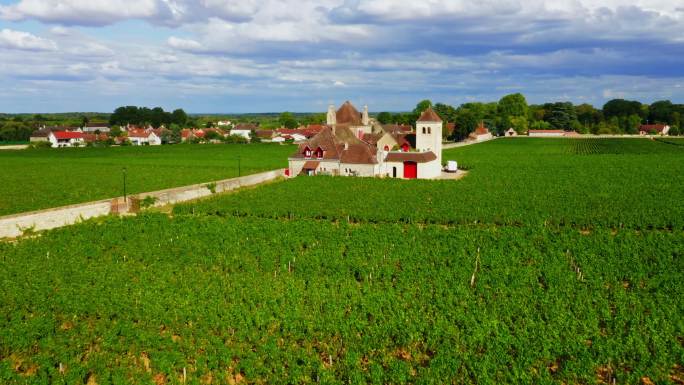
403;161;417;179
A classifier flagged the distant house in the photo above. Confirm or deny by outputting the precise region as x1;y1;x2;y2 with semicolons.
445;123;456;137
255;130;275;141
639;124;670;136
275;128;318;143
528;129;566;137
505;128;518;137
469;122;493;142
48;131;84;147
30;128;52;143
216;120;232;127
82;123;110;133
128;129;161;146
229;128;252;140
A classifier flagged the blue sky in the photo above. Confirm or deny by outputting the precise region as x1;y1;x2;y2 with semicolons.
0;0;683;113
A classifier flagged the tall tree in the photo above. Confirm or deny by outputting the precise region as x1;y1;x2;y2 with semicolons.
279;112;298;129
546;102;578;130
648;100;674;124
497;93;528;118
376;112;392;124
171;109;188;126
603;99;643;119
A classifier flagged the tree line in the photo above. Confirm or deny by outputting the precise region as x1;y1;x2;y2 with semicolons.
109;106;189;128
376;96;683;140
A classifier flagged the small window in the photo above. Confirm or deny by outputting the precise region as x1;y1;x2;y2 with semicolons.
305;149;311;158
383;145;389;151
428;127;431;134
422;127;426;134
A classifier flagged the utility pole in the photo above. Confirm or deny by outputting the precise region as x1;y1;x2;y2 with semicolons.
122;167;127;202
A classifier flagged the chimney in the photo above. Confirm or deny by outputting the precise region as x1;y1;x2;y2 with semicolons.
327;104;336;125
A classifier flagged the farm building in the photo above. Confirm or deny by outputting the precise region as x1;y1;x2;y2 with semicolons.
529;130;566;137
48;131;84;147
639;124;670;136
30;128;52;143
505;128;518;137
469;122;493;141
82;123;110;133
128;129;161;146
288;102;442;179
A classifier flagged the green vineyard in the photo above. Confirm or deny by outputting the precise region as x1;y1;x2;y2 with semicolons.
1;138;682;384
176;139;684;230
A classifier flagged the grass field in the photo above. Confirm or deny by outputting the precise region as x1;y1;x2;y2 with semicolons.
0;144;293;216
1;138;682;384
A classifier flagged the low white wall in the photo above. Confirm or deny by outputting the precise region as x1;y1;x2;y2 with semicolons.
0;200;112;238
0;169;284;239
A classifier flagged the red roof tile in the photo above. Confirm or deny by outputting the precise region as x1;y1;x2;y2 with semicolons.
417;107;442;122
53;131;84;139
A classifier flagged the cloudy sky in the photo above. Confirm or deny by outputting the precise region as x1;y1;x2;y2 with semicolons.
0;0;683;113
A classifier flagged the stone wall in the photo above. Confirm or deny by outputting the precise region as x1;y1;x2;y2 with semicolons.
0;169;284;239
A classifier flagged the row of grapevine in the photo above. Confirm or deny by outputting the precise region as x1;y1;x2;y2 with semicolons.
0;213;682;384
175;139;684;230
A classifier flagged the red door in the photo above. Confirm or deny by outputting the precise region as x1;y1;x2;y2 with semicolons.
403;161;417;179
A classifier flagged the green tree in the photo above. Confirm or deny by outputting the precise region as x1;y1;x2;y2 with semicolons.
546;102;578;130
110;126;123;137
433;103;457;123
413;100;433;115
279;112;298;129
171;109;188;126
376;112;392;124
454;109;479;140
509;116;528;134
603;99;643;119
497;93;528;118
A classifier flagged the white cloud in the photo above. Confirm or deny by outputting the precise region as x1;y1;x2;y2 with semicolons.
167;36;204;51
0;0;161;25
0;28;57;51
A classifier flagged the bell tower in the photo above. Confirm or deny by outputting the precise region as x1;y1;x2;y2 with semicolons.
415;107;443;165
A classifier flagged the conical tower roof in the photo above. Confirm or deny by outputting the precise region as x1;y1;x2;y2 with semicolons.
417;107;442;122
336;101;362;125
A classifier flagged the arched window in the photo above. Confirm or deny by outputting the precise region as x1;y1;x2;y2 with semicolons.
422;127;426;134
428;127;431;134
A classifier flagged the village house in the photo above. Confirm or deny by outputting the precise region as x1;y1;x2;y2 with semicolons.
505;128;518;137
639;124;670;136
128;129;161;146
82;123;110;133
29;128;52;143
288;101;443;179
48;131;85;147
469;122;493;142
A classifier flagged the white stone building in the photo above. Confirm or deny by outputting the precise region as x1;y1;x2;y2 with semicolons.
48;131;85;148
128;129;161;146
288;102;443;179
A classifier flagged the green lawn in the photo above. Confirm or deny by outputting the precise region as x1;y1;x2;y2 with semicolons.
0;144;294;216
1;138;682;384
